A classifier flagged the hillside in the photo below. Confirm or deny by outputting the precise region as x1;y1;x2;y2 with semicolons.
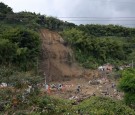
61;27;135;68
40;29;96;81
1;2;135;114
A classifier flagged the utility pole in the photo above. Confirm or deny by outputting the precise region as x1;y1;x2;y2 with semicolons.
44;72;47;85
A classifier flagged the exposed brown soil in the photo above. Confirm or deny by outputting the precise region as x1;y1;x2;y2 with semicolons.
39;29;123;101
39;29;98;81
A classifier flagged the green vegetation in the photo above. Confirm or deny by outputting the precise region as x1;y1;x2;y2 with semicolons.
76;97;135;115
3;1;135;69
0;90;74;114
78;24;135;37
1;2;135;114
118;69;135;107
0;28;40;70
1;94;135;114
0;2;75;70
62;26;135;68
0;2;76;31
0;2;13;20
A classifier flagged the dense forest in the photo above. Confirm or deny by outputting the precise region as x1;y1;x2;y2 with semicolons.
0;2;76;70
1;2;135;69
0;2;135;114
62;25;135;68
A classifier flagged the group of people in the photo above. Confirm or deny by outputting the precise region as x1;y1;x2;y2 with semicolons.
44;83;82;94
44;83;65;93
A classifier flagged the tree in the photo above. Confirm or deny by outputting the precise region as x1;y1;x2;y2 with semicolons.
1;28;40;70
0;2;13;20
0;39;17;64
118;69;135;106
0;2;13;14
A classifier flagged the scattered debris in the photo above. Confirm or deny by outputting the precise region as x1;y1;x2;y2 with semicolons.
0;83;7;88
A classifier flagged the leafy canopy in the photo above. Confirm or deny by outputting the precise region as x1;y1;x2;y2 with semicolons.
118;69;135;105
62;28;133;68
0;28;40;70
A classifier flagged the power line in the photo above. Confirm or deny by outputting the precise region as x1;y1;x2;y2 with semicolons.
80;0;135;3
1;14;135;19
58;17;135;19
1;16;135;27
62;20;135;21
2;16;135;20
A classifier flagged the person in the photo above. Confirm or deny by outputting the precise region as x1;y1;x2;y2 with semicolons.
45;84;48;90
45;84;51;94
47;85;51;94
45;84;49;93
51;84;56;88
92;93;96;96
76;85;81;93
112;83;115;88
58;84;63;91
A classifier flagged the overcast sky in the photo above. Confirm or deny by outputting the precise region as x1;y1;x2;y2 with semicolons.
1;0;135;27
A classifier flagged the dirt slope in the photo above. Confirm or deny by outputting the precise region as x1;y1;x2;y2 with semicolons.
39;29;97;81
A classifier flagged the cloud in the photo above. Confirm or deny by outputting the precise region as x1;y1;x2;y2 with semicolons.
1;0;135;27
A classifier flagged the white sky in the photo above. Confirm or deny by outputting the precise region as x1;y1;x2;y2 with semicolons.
1;0;135;27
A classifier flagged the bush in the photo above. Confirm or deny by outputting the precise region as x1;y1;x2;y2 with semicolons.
1;28;40;70
118;69;135;106
76;97;135;115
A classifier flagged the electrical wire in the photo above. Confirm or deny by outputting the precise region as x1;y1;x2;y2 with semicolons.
1;16;135;27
